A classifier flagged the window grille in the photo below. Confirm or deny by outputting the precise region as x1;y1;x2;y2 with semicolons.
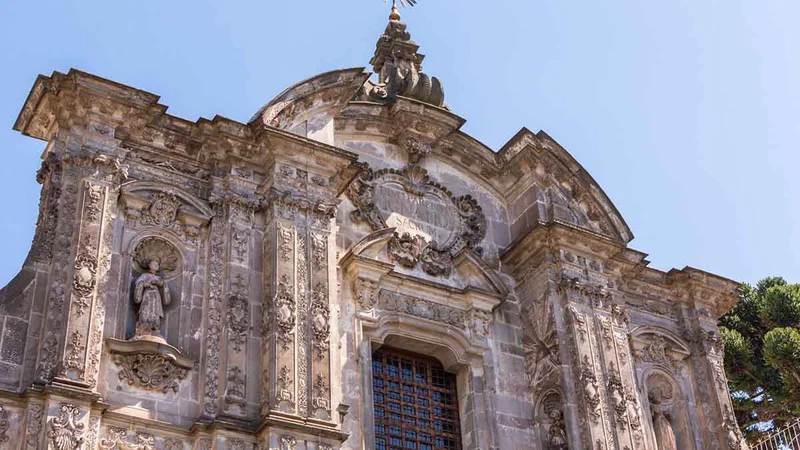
372;347;462;450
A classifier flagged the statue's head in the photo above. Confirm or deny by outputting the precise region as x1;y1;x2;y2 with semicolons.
649;387;664;404
548;408;563;421
147;259;160;273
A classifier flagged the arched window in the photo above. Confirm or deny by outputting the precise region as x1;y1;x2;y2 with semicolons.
372;347;462;450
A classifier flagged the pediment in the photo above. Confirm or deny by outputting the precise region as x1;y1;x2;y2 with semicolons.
340;228;507;299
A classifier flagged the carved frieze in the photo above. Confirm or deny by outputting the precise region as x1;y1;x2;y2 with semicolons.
377;290;466;329
347;163;486;276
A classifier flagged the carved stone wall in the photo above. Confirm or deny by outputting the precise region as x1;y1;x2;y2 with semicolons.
0;16;745;449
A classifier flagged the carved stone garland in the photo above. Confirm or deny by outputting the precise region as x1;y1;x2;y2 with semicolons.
347;163;486;276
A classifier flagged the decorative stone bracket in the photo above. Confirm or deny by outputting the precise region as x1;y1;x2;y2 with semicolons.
106;338;194;393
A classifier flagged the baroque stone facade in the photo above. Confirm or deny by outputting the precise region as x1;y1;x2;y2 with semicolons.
0;8;745;450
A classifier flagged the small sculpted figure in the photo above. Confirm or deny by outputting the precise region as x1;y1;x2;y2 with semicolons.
133;259;170;338
650;387;678;450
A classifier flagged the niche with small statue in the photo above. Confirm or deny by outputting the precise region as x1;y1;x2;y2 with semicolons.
106;235;193;394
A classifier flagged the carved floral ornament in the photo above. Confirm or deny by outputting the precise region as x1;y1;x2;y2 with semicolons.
106;338;193;393
347;163;486;277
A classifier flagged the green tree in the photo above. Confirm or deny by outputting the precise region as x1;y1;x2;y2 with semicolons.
720;277;800;438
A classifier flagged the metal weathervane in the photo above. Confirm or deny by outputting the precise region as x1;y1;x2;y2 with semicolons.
387;0;419;8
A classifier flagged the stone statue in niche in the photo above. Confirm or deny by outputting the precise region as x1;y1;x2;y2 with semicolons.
130;236;181;342
133;259;171;339
649;386;678;450
546;408;568;449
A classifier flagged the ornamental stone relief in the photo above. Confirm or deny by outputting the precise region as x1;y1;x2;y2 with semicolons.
377;290;466;329
99;427;157;450
0;405;9;444
352;277;379;311
227;275;250;353
347;162;486;277
113;351;189;393
275;274;296;350
48;404;85;450
580;355;601;424
311;283;331;358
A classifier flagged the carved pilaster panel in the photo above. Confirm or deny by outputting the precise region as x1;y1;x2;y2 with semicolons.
54;179;112;387
203;203;227;418
296;228;309;416
36;174;81;384
23;401;44;450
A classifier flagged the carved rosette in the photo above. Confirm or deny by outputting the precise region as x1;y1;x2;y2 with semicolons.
347;163;486;276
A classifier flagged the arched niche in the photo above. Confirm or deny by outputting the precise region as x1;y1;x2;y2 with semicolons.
125;233;184;346
533;389;569;449
642;368;694;450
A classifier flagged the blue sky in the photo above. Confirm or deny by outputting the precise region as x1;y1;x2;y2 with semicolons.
0;0;797;286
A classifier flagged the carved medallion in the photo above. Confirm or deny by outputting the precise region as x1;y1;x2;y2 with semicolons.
347;163;486;276
73;254;98;298
141;192;182;227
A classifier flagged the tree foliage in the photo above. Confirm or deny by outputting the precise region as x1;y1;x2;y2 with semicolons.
720;277;800;437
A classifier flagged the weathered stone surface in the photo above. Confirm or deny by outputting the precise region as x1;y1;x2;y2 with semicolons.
0;8;747;450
